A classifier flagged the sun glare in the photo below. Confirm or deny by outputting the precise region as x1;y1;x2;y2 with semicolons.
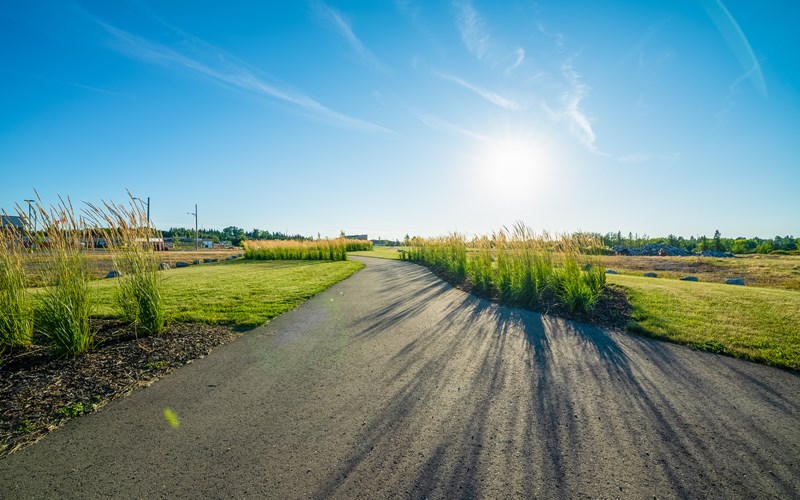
476;135;553;198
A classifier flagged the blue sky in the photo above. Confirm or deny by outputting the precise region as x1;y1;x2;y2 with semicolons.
1;1;798;240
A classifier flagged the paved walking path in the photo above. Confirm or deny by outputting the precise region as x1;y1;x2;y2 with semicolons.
1;257;799;498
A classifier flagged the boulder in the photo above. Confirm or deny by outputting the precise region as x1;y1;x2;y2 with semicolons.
106;270;122;278
193;259;201;265
605;269;618;274
175;261;190;268
226;256;236;261
680;276;699;281
725;278;745;286
643;272;658;278
159;262;170;270
203;258;218;263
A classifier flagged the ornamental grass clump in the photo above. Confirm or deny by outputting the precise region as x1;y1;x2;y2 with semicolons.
87;196;165;336
31;196;95;357
0;215;33;357
403;222;606;315
244;239;348;261
344;239;373;252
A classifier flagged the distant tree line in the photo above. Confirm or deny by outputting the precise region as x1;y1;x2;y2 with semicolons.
161;226;310;247
597;230;798;255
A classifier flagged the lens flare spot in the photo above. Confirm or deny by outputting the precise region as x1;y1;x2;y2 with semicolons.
163;408;181;429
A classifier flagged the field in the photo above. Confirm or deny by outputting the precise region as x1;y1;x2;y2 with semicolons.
349;246;405;260
600;254;800;290
608;274;800;369
91;258;364;327
21;249;241;286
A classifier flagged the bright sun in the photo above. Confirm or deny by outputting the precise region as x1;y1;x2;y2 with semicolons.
477;136;553;198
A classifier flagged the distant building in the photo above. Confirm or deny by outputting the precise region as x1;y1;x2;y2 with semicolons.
345;234;368;241
0;215;24;231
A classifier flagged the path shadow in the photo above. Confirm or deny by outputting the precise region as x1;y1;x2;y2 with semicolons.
316;261;800;498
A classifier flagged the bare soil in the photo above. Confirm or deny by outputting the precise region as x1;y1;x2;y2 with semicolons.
0;321;240;455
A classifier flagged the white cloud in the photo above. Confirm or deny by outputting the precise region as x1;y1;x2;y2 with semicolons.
454;1;490;61
506;47;525;73
702;0;767;98
96;20;389;132
560;62;601;153
416;113;490;142
618;152;681;163
312;1;389;74
435;72;520;110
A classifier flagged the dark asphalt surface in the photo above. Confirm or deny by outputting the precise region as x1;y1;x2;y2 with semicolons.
2;256;799;498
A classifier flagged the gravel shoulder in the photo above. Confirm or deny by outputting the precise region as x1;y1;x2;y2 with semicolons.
1;256;798;498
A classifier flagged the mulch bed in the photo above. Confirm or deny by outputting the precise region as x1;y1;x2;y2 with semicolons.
0;321;241;456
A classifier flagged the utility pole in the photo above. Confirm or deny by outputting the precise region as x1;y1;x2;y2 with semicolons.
188;204;198;250
133;196;150;226
23;199;35;232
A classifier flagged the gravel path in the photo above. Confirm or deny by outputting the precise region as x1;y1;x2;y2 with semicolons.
1;256;799;498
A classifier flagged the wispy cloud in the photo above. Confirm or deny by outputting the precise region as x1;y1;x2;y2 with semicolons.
435;72;520;110
454;1;490;61
618;152;681;163
505;47;525;74
416;113;490;142
537;22;564;50
312;1;388;73
702;0;767;98
560;62;602;153
95;20;388;132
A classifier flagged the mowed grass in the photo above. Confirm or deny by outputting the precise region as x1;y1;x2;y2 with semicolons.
91;259;363;328
349;246;406;260
609;274;800;370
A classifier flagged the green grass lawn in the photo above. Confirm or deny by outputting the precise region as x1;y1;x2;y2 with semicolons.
609;274;800;370
91;259;364;328
348;246;406;260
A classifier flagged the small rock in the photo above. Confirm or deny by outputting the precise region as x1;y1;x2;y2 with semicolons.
175;261;190;268
226;256;236;261
106;270;122;278
725;278;745;286
159;262;170;270
203;258;218;263
605;269;618;274
643;272;658;278
680;276;699;281
193;259;201;265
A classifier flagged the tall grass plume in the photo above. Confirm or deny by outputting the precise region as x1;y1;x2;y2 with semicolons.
403;222;605;315
87;195;165;336
29;195;95;357
0;213;33;357
245;239;348;261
